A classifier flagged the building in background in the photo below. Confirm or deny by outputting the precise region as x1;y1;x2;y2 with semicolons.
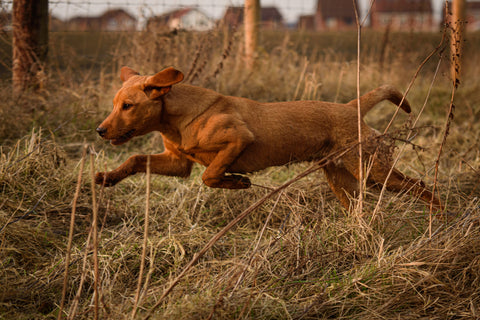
370;0;434;31
314;0;357;30
4;1;480;33
298;14;315;30
67;8;136;31
147;8;215;32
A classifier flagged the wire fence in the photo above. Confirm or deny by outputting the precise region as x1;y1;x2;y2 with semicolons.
0;0;469;86
1;0;318;28
0;0;319;83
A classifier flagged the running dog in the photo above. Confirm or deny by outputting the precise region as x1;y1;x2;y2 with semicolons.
95;66;442;210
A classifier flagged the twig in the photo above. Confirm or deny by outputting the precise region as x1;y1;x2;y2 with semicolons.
89;149;99;320
430;86;456;237
132;155;151;319
353;0;364;215
206;30;236;81
57;144;88;320
427;3;462;235
68;224;93;319
185;32;208;82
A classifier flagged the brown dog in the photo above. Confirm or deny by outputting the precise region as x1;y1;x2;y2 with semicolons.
96;66;442;210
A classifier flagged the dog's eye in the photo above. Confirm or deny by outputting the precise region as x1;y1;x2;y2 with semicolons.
122;103;133;110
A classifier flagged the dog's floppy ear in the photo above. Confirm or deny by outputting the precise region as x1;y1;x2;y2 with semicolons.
120;67;140;82
144;67;184;99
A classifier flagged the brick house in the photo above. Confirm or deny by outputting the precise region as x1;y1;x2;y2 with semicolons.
370;0;434;31
315;0;358;30
298;14;315;30
146;8;215;32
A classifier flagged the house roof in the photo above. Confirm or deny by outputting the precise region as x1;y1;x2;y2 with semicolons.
260;7;283;22
317;0;358;19
69;8;136;23
149;7;212;26
374;0;432;13
100;8;136;21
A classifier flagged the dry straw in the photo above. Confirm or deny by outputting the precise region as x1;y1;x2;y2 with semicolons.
131;155;151;319
57;143;87;320
144;145;357;319
354;0;364;215
89;149;100;320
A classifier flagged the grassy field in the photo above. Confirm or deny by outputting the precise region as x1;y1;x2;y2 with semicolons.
1;28;480;319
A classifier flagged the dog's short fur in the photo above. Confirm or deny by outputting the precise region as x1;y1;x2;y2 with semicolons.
96;66;442;210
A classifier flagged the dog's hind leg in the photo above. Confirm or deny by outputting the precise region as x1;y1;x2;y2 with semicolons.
370;165;443;210
323;162;360;210
338;149;443;210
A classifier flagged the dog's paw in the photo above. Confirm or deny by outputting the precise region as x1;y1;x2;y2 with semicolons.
226;174;251;189
95;172;119;187
203;174;251;189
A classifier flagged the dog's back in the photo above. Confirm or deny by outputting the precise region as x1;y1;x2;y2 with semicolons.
221;86;410;173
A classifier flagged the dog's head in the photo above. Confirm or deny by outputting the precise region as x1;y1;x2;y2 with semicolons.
96;66;184;145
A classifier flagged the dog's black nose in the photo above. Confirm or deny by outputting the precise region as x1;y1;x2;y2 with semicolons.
96;127;107;137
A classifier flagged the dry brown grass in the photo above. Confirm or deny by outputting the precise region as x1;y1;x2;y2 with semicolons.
1;28;480;319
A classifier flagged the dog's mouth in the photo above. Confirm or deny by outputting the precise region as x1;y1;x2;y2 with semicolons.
110;129;136;145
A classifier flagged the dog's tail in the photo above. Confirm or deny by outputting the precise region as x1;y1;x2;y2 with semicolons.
348;85;411;117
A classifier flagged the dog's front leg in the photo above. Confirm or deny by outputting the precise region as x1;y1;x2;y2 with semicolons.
201;141;252;189
95;151;193;186
197;121;255;189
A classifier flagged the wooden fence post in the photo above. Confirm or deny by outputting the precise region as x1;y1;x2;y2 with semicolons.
12;0;49;92
244;0;260;70
451;0;466;86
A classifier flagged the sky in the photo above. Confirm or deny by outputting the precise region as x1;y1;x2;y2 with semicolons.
3;0;460;25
